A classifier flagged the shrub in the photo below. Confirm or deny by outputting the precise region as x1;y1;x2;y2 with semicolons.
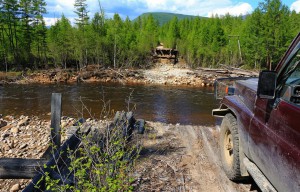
39;117;141;192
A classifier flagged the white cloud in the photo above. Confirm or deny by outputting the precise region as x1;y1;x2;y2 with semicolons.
291;0;300;12
46;0;75;18
133;0;234;16
44;0;254;25
54;5;63;12
44;17;76;26
44;17;58;26
45;0;97;25
207;3;253;17
57;0;75;8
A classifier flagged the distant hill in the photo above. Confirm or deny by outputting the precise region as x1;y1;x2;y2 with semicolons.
135;12;203;25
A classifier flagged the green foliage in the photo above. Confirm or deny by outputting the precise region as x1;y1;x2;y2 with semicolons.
74;0;89;28
0;0;47;70
47;15;74;69
40;122;141;191
241;0;292;70
0;0;299;70
136;12;200;26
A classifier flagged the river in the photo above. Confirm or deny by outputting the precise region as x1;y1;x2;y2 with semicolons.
0;83;218;126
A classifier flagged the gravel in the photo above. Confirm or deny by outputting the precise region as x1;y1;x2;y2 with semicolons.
0;115;109;191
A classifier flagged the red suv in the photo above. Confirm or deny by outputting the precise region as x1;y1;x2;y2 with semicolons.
213;33;300;192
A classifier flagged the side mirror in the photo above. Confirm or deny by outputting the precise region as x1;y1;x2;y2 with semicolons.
257;71;277;99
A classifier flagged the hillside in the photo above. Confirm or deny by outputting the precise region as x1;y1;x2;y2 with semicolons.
135;12;203;25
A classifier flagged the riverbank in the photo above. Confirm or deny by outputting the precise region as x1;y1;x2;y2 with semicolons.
0;115;258;191
0;115;111;191
0;63;259;87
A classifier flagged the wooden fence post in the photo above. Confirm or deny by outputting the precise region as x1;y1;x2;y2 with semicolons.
50;93;62;148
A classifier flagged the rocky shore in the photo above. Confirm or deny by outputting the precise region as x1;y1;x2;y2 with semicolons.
0;115;50;191
0;115;109;192
0;63;258;87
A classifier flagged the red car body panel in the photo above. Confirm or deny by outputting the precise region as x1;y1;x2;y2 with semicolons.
249;98;300;192
215;33;300;192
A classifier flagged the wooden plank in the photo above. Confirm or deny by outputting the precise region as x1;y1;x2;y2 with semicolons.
0;158;48;179
42;118;86;159
24;125;91;192
50;93;62;148
24;111;137;191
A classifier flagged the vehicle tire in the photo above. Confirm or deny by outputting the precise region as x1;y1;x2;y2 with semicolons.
220;113;242;181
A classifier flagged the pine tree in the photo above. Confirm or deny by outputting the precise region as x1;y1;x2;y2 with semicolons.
74;0;89;28
289;11;300;37
166;17;179;48
47;15;74;68
259;0;291;69
91;12;108;67
31;0;47;68
19;0;33;67
74;0;89;68
0;0;19;70
106;13;123;68
137;14;158;53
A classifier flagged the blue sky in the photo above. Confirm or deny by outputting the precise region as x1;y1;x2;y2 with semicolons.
44;0;300;26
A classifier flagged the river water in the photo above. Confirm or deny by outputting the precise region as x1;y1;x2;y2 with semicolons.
0;83;218;126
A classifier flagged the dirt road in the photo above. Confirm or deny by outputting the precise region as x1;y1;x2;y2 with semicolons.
134;122;259;192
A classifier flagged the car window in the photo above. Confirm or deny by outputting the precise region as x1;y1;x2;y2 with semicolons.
285;51;300;85
280;50;300;103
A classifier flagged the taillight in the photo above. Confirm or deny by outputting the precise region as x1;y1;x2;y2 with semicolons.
226;86;235;95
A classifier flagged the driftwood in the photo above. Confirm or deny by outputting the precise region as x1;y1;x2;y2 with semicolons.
108;67;125;78
23;111;144;191
0;158;48;179
0;93;64;180
197;66;259;77
231;69;259;77
23;125;91;192
219;65;259;76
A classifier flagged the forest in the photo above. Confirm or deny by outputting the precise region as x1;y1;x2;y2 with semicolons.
1;0;300;72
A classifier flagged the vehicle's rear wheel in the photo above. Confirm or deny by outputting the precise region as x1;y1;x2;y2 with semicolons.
220;113;242;181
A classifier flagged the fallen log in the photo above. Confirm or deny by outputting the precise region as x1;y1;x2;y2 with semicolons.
23;111;144;191
0;158;48;179
231;69;258;77
196;67;258;77
23;125;91;192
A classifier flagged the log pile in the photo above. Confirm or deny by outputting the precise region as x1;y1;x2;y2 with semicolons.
196;66;259;77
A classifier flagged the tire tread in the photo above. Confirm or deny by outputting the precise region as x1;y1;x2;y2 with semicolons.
220;113;242;181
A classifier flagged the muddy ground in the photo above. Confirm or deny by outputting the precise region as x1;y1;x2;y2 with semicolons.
133;121;260;192
0;117;260;192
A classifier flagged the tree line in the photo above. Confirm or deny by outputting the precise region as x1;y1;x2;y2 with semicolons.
1;0;300;71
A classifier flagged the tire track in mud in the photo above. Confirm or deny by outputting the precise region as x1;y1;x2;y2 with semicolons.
134;122;258;192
